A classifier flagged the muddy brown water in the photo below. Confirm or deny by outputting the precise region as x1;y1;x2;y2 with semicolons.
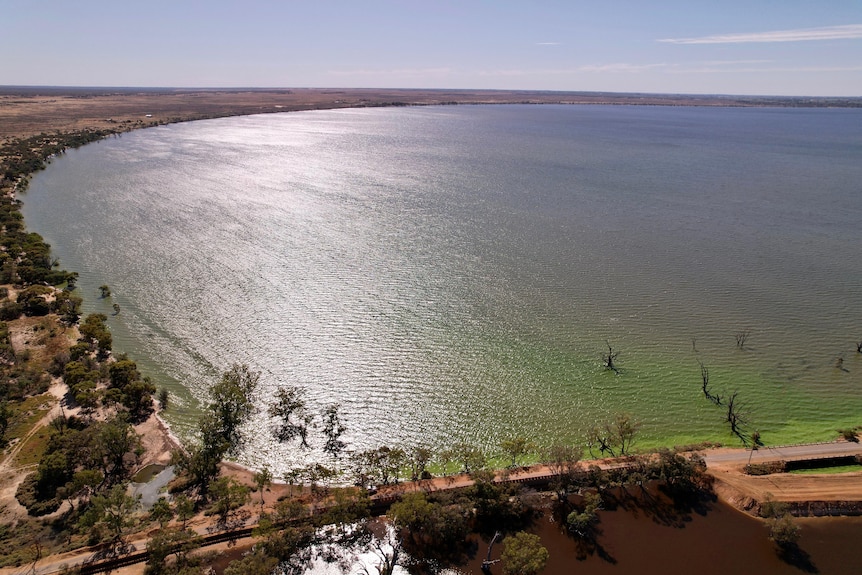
206;494;862;575
461;498;862;575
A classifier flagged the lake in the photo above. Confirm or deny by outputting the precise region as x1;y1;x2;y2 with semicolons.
22;104;862;473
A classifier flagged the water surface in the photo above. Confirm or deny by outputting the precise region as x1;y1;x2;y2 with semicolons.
22;105;862;472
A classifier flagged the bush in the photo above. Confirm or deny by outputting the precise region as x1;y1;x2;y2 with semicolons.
15;473;61;516
839;428;859;442
745;461;786;476
0;303;23;321
16;286;52;317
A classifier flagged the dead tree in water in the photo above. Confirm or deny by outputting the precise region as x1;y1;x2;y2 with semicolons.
699;361;722;405
726;392;748;444
481;532;501;572
856;340;862;354
603;341;620;373
735;330;750;349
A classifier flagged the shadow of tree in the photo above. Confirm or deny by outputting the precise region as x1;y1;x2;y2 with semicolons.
571;526;617;565
599;482;713;529
777;543;819;573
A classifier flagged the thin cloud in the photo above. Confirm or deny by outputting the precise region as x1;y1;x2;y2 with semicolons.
478;63;673;76
536;42;562;46
476;60;862;78
672;64;862;74
328;67;453;78
659;24;862;44
702;59;773;66
578;63;671;73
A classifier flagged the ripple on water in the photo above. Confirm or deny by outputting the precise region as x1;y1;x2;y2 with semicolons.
20;105;862;474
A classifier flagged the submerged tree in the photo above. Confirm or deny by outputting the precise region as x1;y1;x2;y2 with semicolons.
699;361;721;405
603;341;620;373
725;391;752;445
321;403;347;460
586;413;640;458
269;386;312;448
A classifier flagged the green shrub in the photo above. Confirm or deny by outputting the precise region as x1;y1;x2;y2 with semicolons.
15;473;61;516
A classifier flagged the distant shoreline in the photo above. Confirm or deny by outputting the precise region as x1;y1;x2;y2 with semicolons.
2;86;861;143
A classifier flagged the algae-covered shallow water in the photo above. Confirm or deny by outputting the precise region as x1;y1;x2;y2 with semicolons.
21;104;862;472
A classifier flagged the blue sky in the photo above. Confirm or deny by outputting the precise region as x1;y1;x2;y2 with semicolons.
3;0;860;96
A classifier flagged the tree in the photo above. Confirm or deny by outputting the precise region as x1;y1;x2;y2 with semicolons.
174;494;195;528
109;359;140;389
174;421;224;496
208;477;250;526
253;466;273;507
60;469;102;511
283;468;302;498
361;524;402;575
175;366;261;494
388;492;469;567
543;444;582;498
78;313;112;358
53;291;82;325
87;484;140;549
321;403;347;460
350;446;405;487
99;285;111;298
406;445;434;481
610;412;640;455
93;416;143;485
0;401;9;446
269;386;312;447
566;491;603;537
586;413;640;457
158;387;169;410
208;364;260;456
761;494;800;550
500;437;534;468
223;548;278;575
768;514;800;549
149;497;174;528
501;532;549;575
16;286;51;316
451;442;486;475
145;527;201;575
